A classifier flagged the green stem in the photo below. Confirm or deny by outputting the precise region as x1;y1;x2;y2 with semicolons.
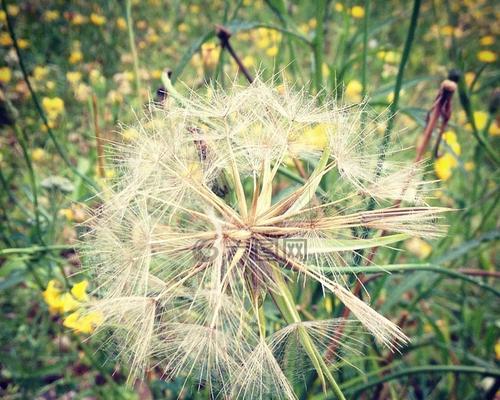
14;125;44;244
368;0;421;211
1;0;98;192
361;0;371;99
313;0;327;98
312;263;500;297
457;78;499;165
271;268;346;400
125;0;141;100
342;365;500;396
0;244;74;256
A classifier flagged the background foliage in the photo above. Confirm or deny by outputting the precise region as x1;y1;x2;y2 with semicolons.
0;0;498;399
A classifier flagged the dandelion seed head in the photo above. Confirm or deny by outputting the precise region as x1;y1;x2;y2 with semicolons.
83;77;448;397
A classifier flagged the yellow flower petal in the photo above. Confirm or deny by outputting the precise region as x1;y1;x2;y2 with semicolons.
71;280;89;302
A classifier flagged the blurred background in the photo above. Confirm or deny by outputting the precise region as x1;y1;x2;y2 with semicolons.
0;0;498;399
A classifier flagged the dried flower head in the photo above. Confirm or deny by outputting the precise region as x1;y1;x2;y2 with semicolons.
82;77;447;397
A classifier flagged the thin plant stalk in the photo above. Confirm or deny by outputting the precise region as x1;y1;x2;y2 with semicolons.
14;125;44;244
312;0;327;98
125;0;141;100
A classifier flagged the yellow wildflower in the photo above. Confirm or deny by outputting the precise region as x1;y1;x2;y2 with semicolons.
189;4;200;13
345;79;363;102
351;6;365;19
43;279;63;314
479;35;494;46
442;130;461;155
470;111;488;131
0;32;13;46
308;18;317;29
266;46;279;57
405;237;432;259
440;25;454;36
42;97;65;121
298;23;310;35
33;66;49;81
495;340;500;360
66;71;82;85
146;31;160;44
489;121;500;137
71;280;89;302
380;51;399;64
46;81;55;90
136;20;147;30
178;22;189;33
464;72;475;87
90;13;106;26
477;50;496;63
200;42;220;68
7;4;19;16
122;127;139;142
43;10;60;22
59;292;80;313
335;3;344;12
18;39;29;49
434;153;456;180
322;63;330;77
464;161;475;171
59;208;74;221
291;124;329;153
71;13;88;25
0;10;5;23
69;50;83;64
63;310;103;334
105;169;116;179
242;55;255;68
150;69;162;79
74;83;92;102
0;67;12;84
116;17;127;30
31;148;46;162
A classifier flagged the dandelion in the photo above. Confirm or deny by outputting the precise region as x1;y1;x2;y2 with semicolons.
83;78;447;394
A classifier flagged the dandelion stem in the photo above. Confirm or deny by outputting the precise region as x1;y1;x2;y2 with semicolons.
271;266;346;399
1;0;98;192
